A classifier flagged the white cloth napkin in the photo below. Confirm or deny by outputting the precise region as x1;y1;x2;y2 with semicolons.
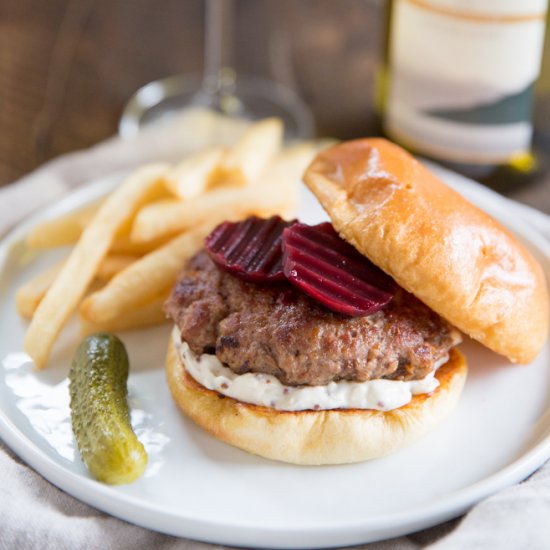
1;111;550;550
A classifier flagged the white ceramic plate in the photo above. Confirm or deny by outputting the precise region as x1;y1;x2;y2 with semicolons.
1;169;550;548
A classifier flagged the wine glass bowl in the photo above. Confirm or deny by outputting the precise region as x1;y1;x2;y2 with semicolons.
119;73;314;140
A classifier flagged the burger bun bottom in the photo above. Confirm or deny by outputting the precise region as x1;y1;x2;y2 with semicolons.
166;338;467;465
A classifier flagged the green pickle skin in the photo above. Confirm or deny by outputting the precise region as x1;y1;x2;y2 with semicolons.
69;333;147;484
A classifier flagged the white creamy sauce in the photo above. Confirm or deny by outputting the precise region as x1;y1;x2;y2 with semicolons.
173;329;444;412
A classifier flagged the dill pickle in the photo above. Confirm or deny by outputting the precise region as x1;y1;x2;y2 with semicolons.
69;333;147;484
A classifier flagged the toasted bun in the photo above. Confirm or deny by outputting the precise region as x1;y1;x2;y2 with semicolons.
166;338;467;465
304;138;548;364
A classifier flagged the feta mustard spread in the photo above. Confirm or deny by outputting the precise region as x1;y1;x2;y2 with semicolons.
173;329;444;412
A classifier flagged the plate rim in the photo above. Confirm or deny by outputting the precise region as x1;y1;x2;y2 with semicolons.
1;170;550;547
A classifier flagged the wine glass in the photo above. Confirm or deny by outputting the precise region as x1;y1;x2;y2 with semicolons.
119;0;314;140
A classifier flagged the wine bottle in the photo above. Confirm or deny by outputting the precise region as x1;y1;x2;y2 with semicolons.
381;0;549;190
534;10;550;159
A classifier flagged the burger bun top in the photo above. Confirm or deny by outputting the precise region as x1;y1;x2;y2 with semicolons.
303;138;548;364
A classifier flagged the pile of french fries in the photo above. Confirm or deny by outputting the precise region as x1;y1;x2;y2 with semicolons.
18;118;320;368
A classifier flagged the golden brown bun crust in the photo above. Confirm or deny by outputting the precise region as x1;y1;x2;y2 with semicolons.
304;138;548;364
166;339;467;465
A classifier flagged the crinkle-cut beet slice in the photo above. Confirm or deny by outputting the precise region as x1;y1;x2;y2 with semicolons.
205;216;296;283
282;222;395;316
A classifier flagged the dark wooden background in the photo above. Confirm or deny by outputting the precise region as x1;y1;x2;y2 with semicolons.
2;0;550;209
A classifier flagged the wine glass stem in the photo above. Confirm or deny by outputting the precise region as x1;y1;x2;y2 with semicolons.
203;0;235;100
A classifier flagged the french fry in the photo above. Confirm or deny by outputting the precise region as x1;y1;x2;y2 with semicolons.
164;146;225;199
24;163;169;368
26;179;173;249
15;254;138;320
130;179;297;243
16;261;64;319
80;291;170;335
26;202;102;248
80;223;214;325
95;254;139;282
129;141;313;243
209;118;283;188
163;118;283;199
262;141;319;184
109;234;174;255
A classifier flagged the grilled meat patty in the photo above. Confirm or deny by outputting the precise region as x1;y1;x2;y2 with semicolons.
165;250;462;386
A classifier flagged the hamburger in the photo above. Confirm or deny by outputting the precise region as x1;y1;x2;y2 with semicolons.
164;138;548;465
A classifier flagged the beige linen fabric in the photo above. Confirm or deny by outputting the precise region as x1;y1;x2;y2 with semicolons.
1;111;550;549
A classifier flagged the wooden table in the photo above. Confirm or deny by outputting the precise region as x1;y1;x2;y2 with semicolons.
2;0;550;212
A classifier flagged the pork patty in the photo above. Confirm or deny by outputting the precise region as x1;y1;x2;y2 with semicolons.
165;250;462;386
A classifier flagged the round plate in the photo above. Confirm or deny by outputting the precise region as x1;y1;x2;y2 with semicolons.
1;168;550;548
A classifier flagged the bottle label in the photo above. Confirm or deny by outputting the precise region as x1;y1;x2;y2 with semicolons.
385;0;548;164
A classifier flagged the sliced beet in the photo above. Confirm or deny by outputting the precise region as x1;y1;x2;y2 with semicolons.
282;222;395;316
205;216;296;283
